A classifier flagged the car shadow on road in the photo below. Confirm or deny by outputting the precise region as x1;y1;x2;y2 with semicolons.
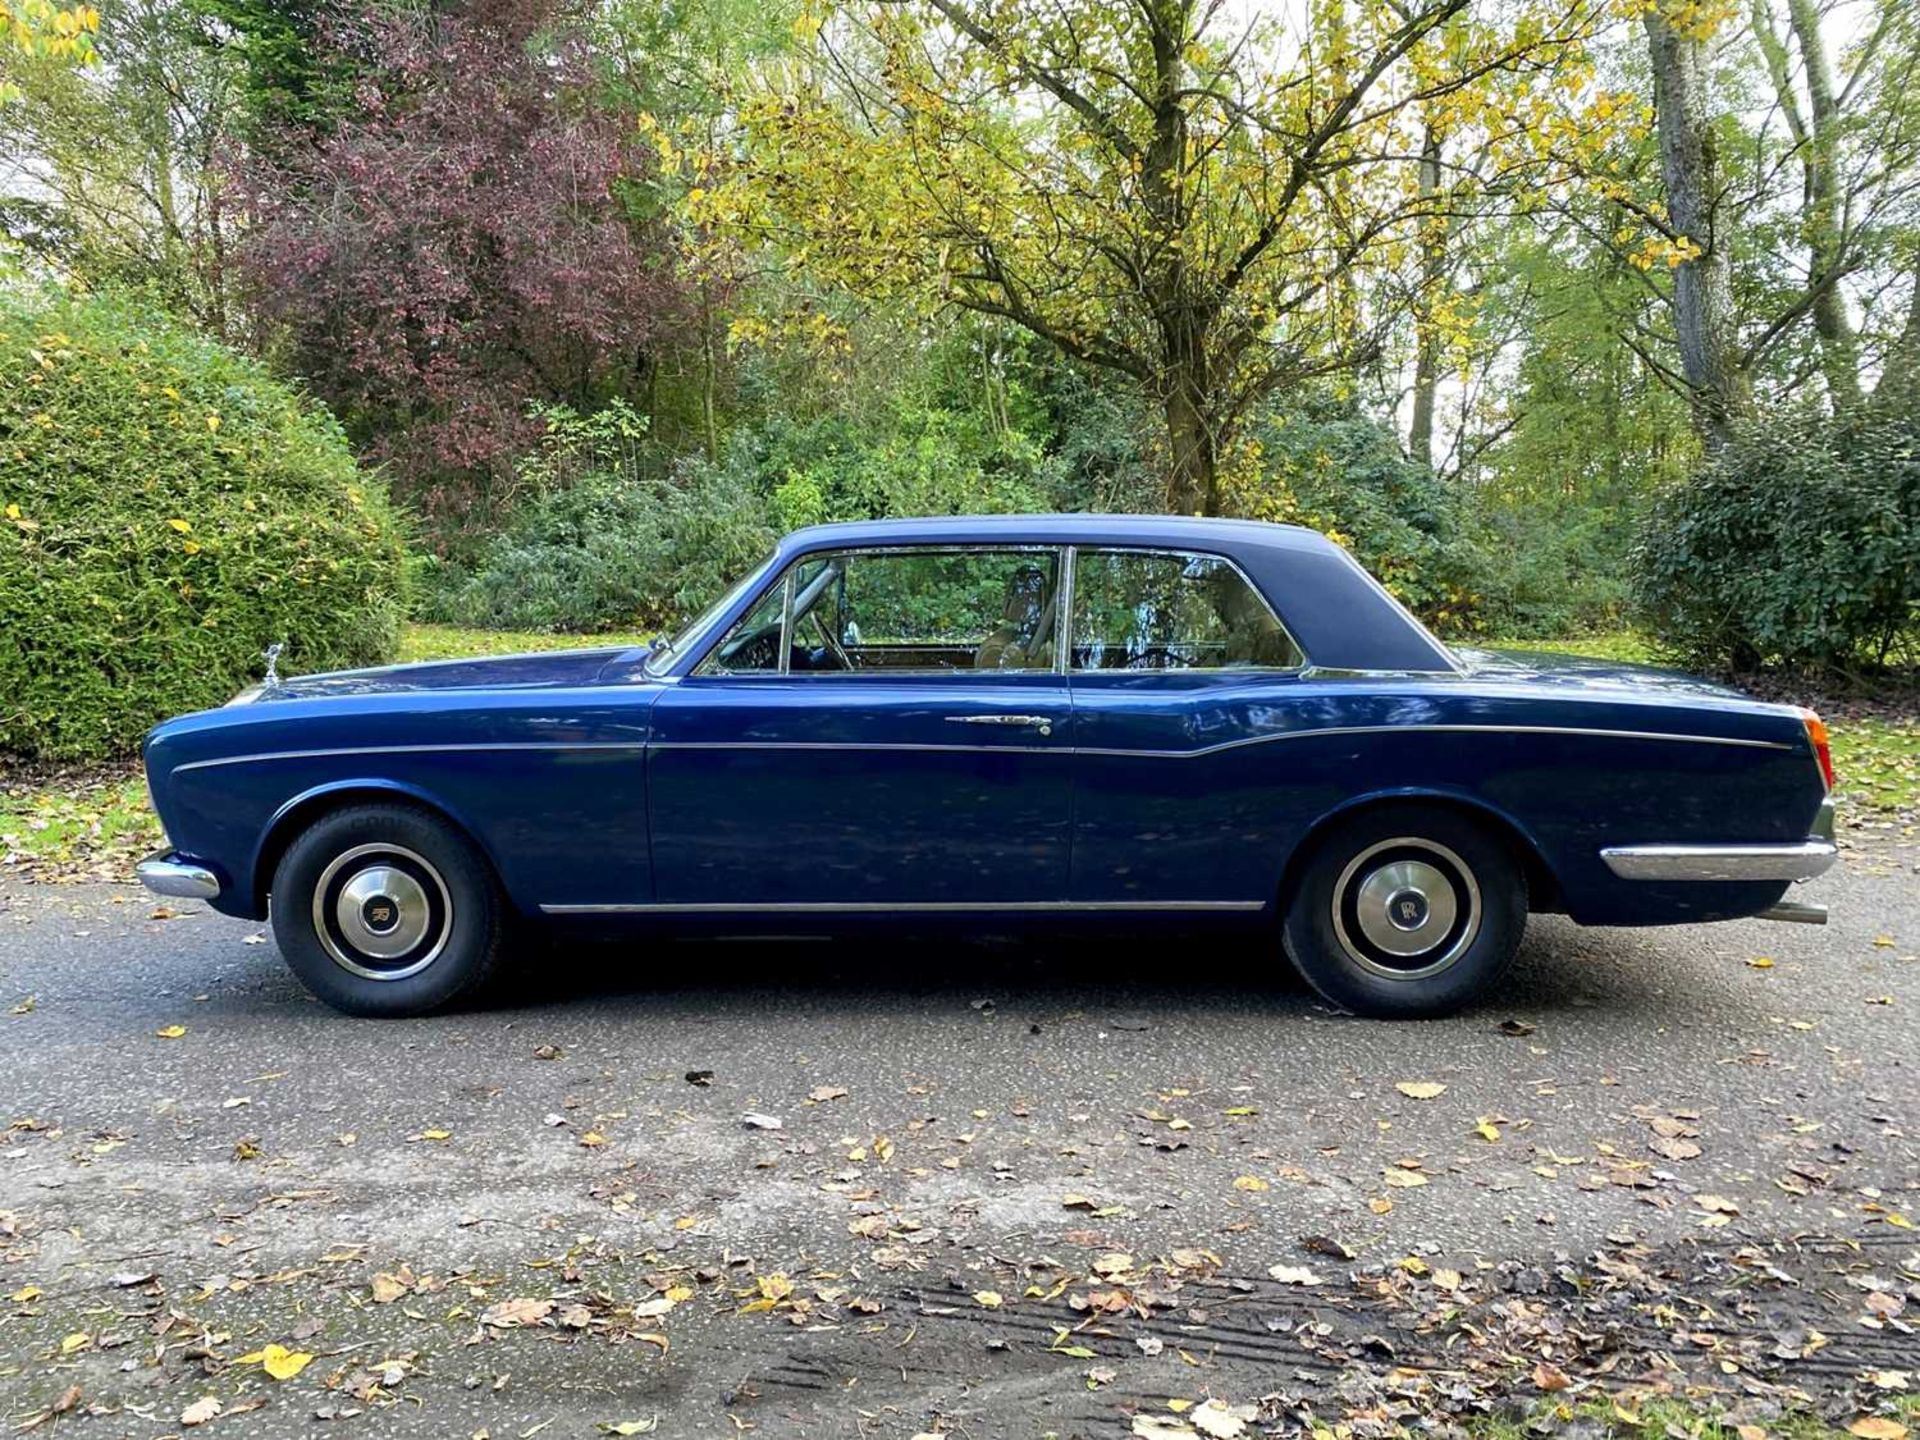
479;913;1694;1024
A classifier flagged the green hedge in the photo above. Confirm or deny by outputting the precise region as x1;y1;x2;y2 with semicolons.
1633;399;1919;671
0;287;409;760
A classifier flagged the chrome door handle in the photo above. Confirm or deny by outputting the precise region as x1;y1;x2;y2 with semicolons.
946;714;1054;737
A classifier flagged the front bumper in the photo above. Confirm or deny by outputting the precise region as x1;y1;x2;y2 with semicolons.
136;851;223;901
1599;798;1837;883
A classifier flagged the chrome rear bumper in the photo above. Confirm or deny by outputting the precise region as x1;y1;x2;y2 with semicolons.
136;852;222;900
1599;799;1837;884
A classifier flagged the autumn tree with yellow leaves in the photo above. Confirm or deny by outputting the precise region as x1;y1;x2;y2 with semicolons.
719;0;1625;513
0;0;98;99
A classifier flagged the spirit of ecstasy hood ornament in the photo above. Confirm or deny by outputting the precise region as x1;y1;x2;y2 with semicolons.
262;641;284;688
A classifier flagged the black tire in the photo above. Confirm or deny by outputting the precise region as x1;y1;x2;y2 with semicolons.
1281;805;1526;1019
270;803;506;1017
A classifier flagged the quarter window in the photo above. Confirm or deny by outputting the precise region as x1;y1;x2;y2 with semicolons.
698;574;790;675
1069;550;1301;671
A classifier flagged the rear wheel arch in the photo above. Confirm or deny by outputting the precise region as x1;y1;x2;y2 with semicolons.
1279;791;1561;915
251;783;506;917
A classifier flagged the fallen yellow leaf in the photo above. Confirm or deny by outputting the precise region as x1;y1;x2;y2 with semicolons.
1395;1081;1447;1100
237;1342;314;1380
155;1024;187;1039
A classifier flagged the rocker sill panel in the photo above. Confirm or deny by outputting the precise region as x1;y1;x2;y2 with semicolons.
539;899;1270;915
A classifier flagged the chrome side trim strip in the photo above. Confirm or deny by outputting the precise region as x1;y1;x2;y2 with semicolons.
652;741;1050;754
1075;724;1797;759
137;854;222;900
173;742;650;773
1599;840;1837;883
539;899;1268;915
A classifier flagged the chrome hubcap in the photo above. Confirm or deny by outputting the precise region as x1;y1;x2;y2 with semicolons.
1332;838;1480;980
336;866;432;959
312;844;451;982
1355;861;1455;956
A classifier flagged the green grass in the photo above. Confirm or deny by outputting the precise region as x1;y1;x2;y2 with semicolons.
1482;631;1661;664
0;766;158;878
395;622;655;663
1831;714;1919;818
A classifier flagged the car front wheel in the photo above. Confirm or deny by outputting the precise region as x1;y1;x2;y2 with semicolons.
270;803;505;1017
1282;806;1526;1019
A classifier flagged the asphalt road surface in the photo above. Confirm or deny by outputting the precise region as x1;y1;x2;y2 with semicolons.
1;839;1915;1438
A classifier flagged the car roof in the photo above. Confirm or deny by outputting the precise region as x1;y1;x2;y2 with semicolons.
776;514;1337;557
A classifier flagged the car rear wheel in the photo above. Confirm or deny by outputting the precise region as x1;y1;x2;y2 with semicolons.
270;803;505;1017
1282;806;1526;1019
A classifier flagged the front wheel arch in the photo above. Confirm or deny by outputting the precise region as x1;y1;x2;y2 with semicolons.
251;782;505;918
1278;790;1560;917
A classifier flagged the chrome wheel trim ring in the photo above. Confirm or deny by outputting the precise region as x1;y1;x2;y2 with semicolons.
1331;837;1480;981
311;843;452;982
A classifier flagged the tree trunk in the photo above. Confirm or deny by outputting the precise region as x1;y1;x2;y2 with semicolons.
1786;0;1862;410
1163;379;1217;516
1643;8;1749;447
1408;123;1444;470
1140;0;1217;514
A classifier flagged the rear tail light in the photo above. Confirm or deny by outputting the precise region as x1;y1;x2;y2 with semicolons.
1800;709;1834;791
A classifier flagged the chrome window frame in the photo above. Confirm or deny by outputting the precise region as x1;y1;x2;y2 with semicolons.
645;548;782;679
688;542;1071;680
1062;544;1310;675
693;567;795;679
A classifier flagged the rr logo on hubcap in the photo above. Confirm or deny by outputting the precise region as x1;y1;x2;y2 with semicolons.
1386;889;1430;930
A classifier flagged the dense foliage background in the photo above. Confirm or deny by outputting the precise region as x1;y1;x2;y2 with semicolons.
2;0;1916;760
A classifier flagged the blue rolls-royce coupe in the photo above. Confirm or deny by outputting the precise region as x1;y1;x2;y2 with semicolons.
139;516;1837;1019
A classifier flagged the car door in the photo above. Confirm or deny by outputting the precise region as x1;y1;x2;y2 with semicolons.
646;544;1075;908
1065;546;1310;907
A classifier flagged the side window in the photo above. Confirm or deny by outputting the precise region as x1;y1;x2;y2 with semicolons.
698;576;789;675
702;547;1060;674
1070;550;1301;671
812;548;1062;672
